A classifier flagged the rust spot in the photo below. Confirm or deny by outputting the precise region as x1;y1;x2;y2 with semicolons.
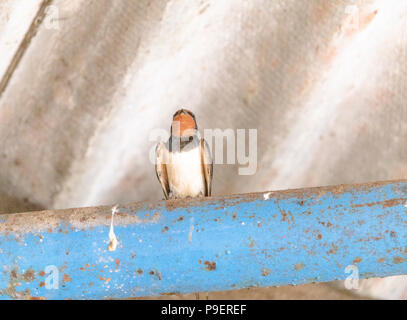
63;274;72;283
294;263;304;271
159;292;178;296
115;259;120;268
327;244;338;255
287;211;295;223
298;200;304;206
204;261;217;271
161;226;169;233
136;268;143;275
39;271;45;277
261;268;270;276
378;258;385;263
390;231;397;238
353;257;362;264
39;281;45;287
100;277;106;281
248;237;256;248
149;270;162;280
27;296;45;300
393;256;406;264
280;210;290;223
177;216;184;222
317;234;322;240
165;197;208;211
22;269;35;282
352;198;405;209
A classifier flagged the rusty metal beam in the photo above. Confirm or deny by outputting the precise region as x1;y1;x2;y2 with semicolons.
0;180;407;299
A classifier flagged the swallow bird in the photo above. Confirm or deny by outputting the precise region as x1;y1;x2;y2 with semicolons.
155;109;213;200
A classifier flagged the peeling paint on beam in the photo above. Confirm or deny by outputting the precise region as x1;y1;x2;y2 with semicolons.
1;180;407;299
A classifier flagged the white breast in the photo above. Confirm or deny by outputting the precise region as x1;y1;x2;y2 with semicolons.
166;146;205;198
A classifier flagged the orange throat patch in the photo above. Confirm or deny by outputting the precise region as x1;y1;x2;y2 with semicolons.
172;113;197;137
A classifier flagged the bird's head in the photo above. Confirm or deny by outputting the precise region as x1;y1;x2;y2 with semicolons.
171;108;197;138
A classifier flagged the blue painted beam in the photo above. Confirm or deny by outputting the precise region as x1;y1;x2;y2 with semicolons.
1;180;407;299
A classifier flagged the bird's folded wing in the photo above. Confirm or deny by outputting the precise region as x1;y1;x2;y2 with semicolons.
200;138;213;196
155;142;170;200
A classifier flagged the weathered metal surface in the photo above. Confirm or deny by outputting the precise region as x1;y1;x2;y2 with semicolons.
0;180;407;299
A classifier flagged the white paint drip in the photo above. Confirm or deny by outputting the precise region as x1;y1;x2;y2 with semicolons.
108;205;119;251
188;217;194;243
264;192;272;200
